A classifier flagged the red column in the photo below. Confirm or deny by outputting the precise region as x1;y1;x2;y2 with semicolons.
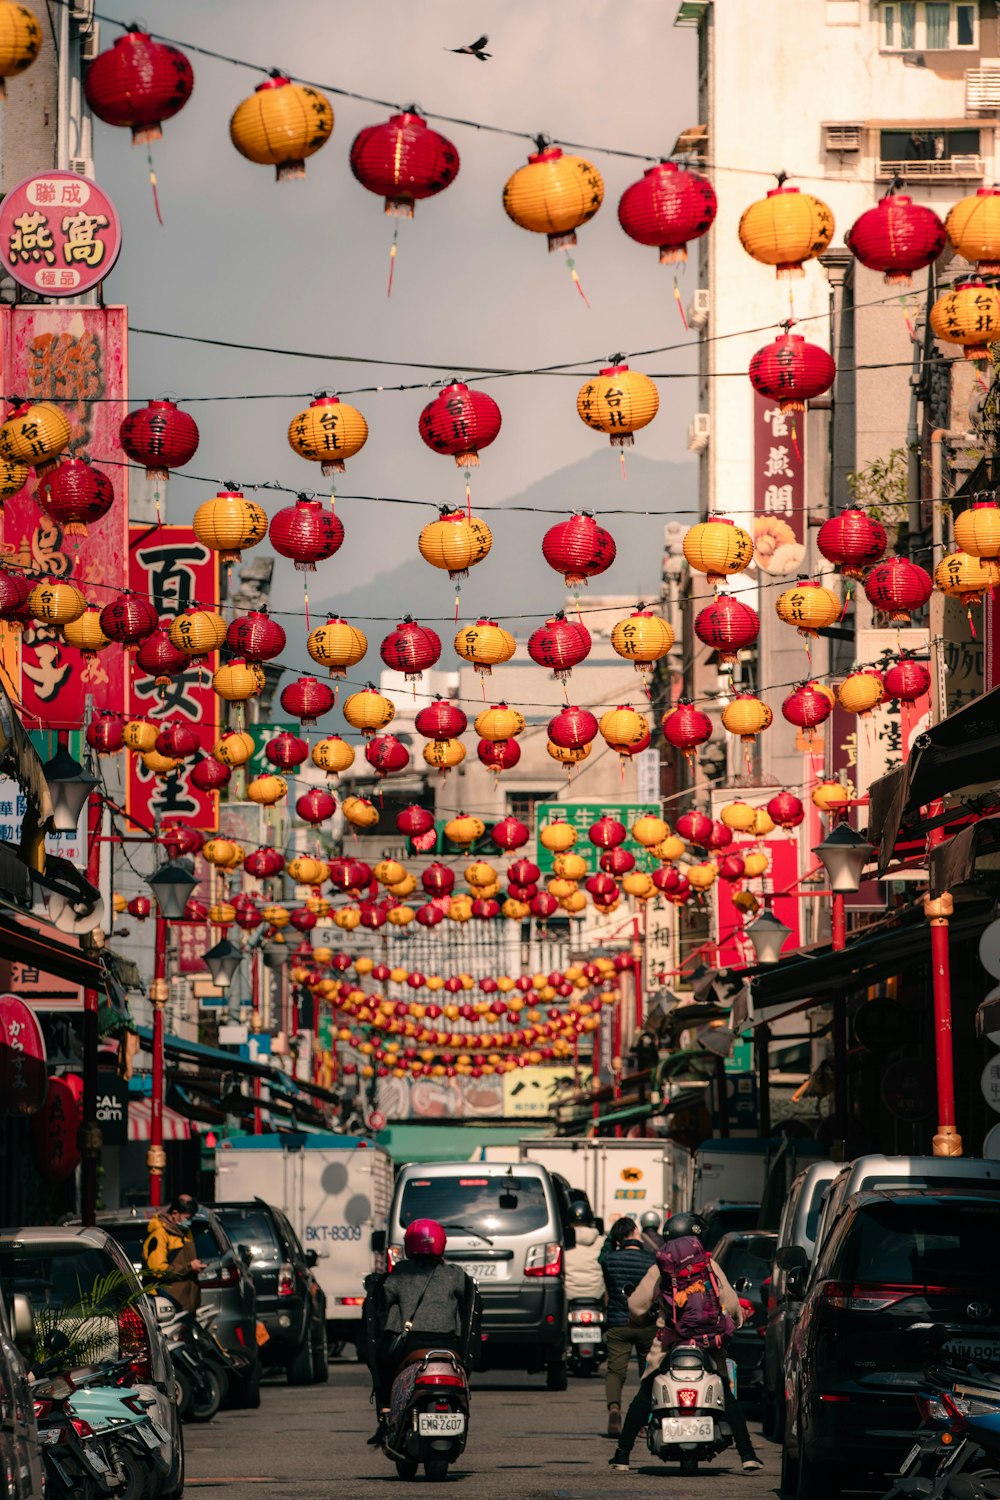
81;791;103;1227
924;892;962;1156
631;916;644;1029
148;911;168;1206
831;892;846;953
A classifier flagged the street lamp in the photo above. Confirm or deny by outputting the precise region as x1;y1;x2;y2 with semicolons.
812;822;871;1153
744;908;793;966
812;824;874;895
205;938;242;989
42;747;100;832
147;861;199;921
145;861;201;1210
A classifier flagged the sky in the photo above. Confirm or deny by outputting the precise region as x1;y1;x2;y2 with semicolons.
91;0;699;618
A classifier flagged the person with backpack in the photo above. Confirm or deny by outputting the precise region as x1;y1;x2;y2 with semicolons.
601;1217;656;1438
608;1211;761;1474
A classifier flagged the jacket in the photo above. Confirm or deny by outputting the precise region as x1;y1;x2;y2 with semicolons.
142;1213;200;1313
383;1258;471;1337
564;1224;606;1301
602;1237;656;1327
627;1253;742;1375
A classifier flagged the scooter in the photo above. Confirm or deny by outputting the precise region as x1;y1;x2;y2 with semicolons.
567;1297;606;1377
69;1363;171;1500
646;1341;732;1476
382;1348;470;1483
155;1296;235;1422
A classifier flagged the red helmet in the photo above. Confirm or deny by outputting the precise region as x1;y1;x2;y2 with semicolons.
403;1219;447;1259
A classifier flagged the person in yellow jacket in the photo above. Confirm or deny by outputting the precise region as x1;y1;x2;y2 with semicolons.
142;1193;206;1314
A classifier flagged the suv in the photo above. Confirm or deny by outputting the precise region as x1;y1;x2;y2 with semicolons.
89;1206;261;1408
0;1283;43;1499
782;1189;1000;1498
214;1199;327;1384
387;1161;570;1389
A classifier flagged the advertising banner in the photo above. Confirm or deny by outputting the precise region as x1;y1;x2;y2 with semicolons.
752;391;806;576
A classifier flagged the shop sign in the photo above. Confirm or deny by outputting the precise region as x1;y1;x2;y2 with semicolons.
0;993;48;1114
0;172;122;297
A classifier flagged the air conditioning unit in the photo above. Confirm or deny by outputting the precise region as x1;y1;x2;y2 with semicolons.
687;412;710;452
823;123;862;152
80;21;100;60
966;65;1000;113
688;288;710;329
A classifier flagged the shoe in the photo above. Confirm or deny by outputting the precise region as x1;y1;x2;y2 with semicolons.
607;1406;622;1438
609;1450;630;1471
742;1457;763;1472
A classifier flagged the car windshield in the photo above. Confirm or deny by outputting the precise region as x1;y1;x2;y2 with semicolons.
839;1202;1000;1285
104;1219;221;1272
399;1175;549;1235
215;1208;280;1260
714;1234;776;1285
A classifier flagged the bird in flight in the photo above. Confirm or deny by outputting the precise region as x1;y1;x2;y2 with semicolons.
447;34;491;60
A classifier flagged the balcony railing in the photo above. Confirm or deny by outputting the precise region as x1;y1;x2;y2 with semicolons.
877;155;984;181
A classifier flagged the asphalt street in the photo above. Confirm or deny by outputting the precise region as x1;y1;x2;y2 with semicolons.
181;1360;783;1498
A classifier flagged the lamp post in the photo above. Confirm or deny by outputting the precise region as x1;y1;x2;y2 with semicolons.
813;822;873;1152
42;746;100;832
924;890;961;1157
204;938;242;990
147;859;199;1207
745;904;793;1142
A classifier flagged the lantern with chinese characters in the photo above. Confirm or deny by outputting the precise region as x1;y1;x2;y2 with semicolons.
350;108;459;215
836;669;885;717
454;618;515;677
265;730;308;770
767;791;804;830
930;278;1000;360
776;579;840;639
0;3;42;95
28;579;85;625
748;329;835;413
419;382;500;466
721;800;757;833
864;556;933;623
444;815;485;848
846;193;945;285
1;399;70;474
0;456;28;502
478;738;520;772
422;862;456;897
247;774;287;806
419;509;493;581
935;550;1000;629
342;799;379;833
883;654;931;703
722;693;773;744
738;182;834;277
587;816;626;850
63;607;109;655
683;517;753;588
662;701;712;754
121;715;157;753
143;748;181;777
677;810;712;845
782;681;833;728
287;394;367;475
415;698;467;740
617;160;717;263
119;399;198;481
226;608;286;662
380;618;442;682
213;658;265;703
542;513;616;588
136;625;186;686
398;804;434;843
694;594;759;666
944;187;1000;275
287;854;325;885
269;495;344;571
475;703;525;742
599;705;648;757
817;508;887;580
366;733;410;778
631;815;668;849
306;616;368;679
312;735;355;775
503;142;604;252
811;781;850;814
296;786;336;825
155;720;199;760
491;815;529;852
213;730;254;767
576;362;659;453
955;500;1000;560
280;674;336;726
548;705;598;749
38;458;113;535
86;710;123;754
230;73;333;179
84;27;194;143
343;685;395;736
389;905;414;928
168;606;226;661
531;891;559;921
98;591;159;648
548;740;591;767
540;820;576;854
424;737;466;771
190;757;230;793
610;608;674;680
527;613;590;683
686;862;718;893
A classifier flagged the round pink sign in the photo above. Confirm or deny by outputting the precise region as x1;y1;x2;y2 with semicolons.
0;170;122;298
0;993;48;1115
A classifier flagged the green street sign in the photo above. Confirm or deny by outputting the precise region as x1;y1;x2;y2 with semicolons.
534;800;661;875
242;722;296;779
725;1035;753;1075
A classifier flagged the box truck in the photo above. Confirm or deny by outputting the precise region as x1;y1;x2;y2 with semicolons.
502;1138;693;1228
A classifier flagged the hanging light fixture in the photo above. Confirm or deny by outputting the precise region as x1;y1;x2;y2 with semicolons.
147;860;200;921
204;937;242;988
812;823;873;894
42;746;100;832
745;906;794;965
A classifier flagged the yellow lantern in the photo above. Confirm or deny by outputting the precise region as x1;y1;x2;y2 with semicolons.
631;816;669;848
169;607;227;659
752;808;775;837
122;717;157;753
213;730;255;767
288;856;324;885
738;183;835;277
503;143;604;251
192;488;267;565
112;892;127;914
611;609;674;674
448;895;473;922
212;658;265;702
224;843;246;870
651;835;686;862
424;737;466;770
312;735;355;775
930;279;1000;360
721;800;757;833
465;861;497;888
562;890;587;915
553;852;588;880
547;876;577;900
444;814;485;846
576;363;659;450
62;607;110;655
374;859;406;886
721;694;773;743
313;947;333;967
0;4;43;94
944;191;1000;275
776;580;841;638
306;895;330;917
548;740;591;766
246;773;287;805
0;400;70;473
836;670;885;717
686;862;718;891
355;956;374;976
618;871;651;900
955;501;1000;560
28;580;85;625
935;550;1000;613
209;902;236;926
388;873;417;899
503;898;530;921
142;749;181;777
539;820;576;853
732;890;760;916
343;686;394;736
453;618;515;677
475;702;525;741
230;75;334;180
306;616;368;678
203;838;237;867
342;795;379;829
812;780;850;813
683;518;754;587
333;906;361;930
497;976;514;993
0;456;29;499
288;394;368;475
599;705;648;754
388;905;415;927
419;510;493;581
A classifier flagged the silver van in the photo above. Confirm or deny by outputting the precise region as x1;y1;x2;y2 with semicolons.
387;1160;570;1389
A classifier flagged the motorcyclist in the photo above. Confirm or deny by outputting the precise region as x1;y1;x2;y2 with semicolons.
639;1209;664;1254
608;1211;761;1474
563;1200;605;1301
602;1216;656;1439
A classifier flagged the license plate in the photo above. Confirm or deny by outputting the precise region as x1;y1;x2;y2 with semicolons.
137;1424;161;1450
418;1412;465;1436
149;1419;171;1445
85;1448;111;1477
571;1327;599;1342
900;1443;922;1472
461;1262;500;1279
661;1417;714;1442
944;1339;1000;1364
255;1321;270;1347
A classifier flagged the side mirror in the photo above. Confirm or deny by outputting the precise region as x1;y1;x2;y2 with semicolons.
732;1276;750;1295
776;1244;808;1272
786;1266;807;1301
238;1244;253;1267
305;1248;318;1269
371;1229;387;1254
11;1294;34;1354
43;1327;70;1355
153;1293;179;1324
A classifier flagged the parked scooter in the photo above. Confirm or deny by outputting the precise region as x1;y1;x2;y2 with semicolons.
645;1341;732;1475
154;1295;237;1422
881;1371;1000;1500
567;1297;606;1377
68;1361;171;1500
381;1347;470;1483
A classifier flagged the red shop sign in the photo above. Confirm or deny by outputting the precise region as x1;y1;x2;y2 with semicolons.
0;993;48;1115
0;171;122;297
30;1075;81;1181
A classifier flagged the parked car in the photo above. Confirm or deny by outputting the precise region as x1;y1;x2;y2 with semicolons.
697;1200;759;1251
213;1199;328;1385
387;1160;570;1389
711;1229;775;1405
0;1225;184;1498
87;1205;262;1409
781;1188;1000;1498
0;1281;43;1499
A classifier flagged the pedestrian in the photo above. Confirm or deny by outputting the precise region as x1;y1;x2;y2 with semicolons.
601;1216;656;1439
563;1200;605;1299
638;1209;664;1254
142;1192;206;1313
608;1211;762;1473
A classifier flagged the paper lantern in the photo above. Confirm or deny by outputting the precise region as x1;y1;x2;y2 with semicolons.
226;608;286;662
767;791;804;830
388;905;414;927
212;731;254;768
617;160;716;263
475;703;525;742
415;698;467;740
28;579;85;624
0;3;42;95
743;851;771;881
86;710;123;754
576;363;659;450
169;606;226;660
683;517;753;587
213;658;265;702
84;27;193;143
269;495;345;571
119;399;198;481
121;715;157;753
380;618;442;681
444;815;485;847
542;513;616;587
478;737;520;772
955;500;1000;560
473;897;501;921
246;846;284;880
935;550;1000;619
662;701;712;752
343;685;394;735
342;801;379;834
312;735;355;775
776;580;840;638
135;622;187;685
416;903;445;928
782;681;833;728
419;509;493;581
98;590;159;647
363;733;408;778
247;774;287;806
155;720;199;760
539;820;576;853
306;616;368;678
281;674;336;725
817;508;887;580
38;458;113;535
0;567;32;627
686;863;717;892
944;187;1000;275
491;815;529;852
738;183;834;277
419;382;500;466
287;855;326;885
748;331;835;413
350;108;459;215
503;143;603;251
287;394;367;475
548;705;598;749
143;748;182;777
424;737;466;770
864;557;933;623
588;816;626;850
62;606;110;655
622;871;655;901
811;781;850;814
694;594;759;665
265;730;308;769
528;613;591;682
846;193;945;285
297;786;336;825
930;278;1000;360
454;618;515;677
836;670;885;717
599;706;648;755
721;800;757;833
548;740;591;767
675;810;711;845
630;815;667;849
0;455;29;502
883;655;930;703
531;892;559;922
1;400;70;473
722;694;773;743
190;757;230;792
230;73;333;178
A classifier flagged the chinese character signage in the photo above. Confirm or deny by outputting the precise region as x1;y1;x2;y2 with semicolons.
752;392;806;575
534;801;660;876
127;525;220;832
855;628;931;792
1;306;129;730
714;836;802;969
0;172;122;297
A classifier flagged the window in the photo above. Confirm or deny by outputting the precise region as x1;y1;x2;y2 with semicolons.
399;1174;550;1235
506;791;549;831
838;1201;1000;1285
878;126;983;180
881;1;978;50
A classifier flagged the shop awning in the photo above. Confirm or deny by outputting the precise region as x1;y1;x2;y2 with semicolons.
128;1097;192;1142
131;1025;340;1109
0;909;106;988
929;816;1000;897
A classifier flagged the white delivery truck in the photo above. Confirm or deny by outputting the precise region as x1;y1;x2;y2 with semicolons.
215;1132;393;1354
692;1138;827;1213
506;1138;693;1228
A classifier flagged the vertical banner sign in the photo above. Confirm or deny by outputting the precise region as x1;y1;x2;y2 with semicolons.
0;306;128;729
127;526;220;832
751;392;807;576
855;628;932;793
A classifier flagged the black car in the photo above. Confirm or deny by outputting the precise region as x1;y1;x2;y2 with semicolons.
697;1201;760;1251
712;1229;775;1403
214;1199;328;1385
781;1189;1000;1499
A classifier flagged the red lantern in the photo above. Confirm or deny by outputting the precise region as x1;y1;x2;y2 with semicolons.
226;609;287;662
281;675;336;725
290;907;318;933
548;705;599;749
708;821;733;851
719;854;746;882
183;898;208;923
422;863;456;896
86;711;123;755
589;816;627;849
531;892;558;920
508;882;537;902
155;720;199;759
748;330;836;413
297;787;336;825
245;846;285;879
586;872;618;900
397;804;435;840
416;903;445;928
265;731;309;769
0;568;34;624
473;898;500;920
127;895;151;920
135;623;188;685
119;399;199;481
601;847;635;875
767;791;805;831
510;859;540;886
883;654;931;703
478;737;520;772
99;591;159;647
419;382;501;466
268;496;345;572
85;28;194;143
491;816;529;852
693;594;760;665
190;758;230;792
414;698;467;739
366;734;410;777
618;161;717;263
846;194;946;286
527;613;591;683
782;683;832;728
350;109;460;216
817;508;887;580
542;514;616;588
360;902;387;930
379;618;442;681
864;557;933;624
676;810;713;845
38;458;114;533
662;701;712;752
235;904;262;931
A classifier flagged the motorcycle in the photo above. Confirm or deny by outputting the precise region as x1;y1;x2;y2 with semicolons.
879;1337;1000;1500
567;1297;606;1377
155;1295;236;1423
645;1341;732;1476
33;1355;167;1500
381;1347;470;1483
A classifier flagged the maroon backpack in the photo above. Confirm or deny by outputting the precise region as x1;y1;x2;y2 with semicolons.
654;1235;735;1350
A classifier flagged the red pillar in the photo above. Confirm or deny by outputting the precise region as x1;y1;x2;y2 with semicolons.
148;911;168;1206
80;792;103;1227
631;916;644;1029
924;892;962;1156
251;949;263;1136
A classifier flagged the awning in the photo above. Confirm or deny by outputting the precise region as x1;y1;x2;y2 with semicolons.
0;910;106;988
132;1025;340;1110
377;1124;546;1163
128;1098;192;1142
929;816;1000;897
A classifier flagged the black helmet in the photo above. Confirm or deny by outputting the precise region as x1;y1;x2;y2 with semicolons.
664;1211;706;1241
568;1200;595;1228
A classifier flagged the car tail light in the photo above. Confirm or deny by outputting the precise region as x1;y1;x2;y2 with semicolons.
387;1245;403;1270
820;1281;915;1312
118;1304;152;1382
337;1296;364;1306
235;1326;246;1346
199;1262;240;1290
677;1389;699;1408
70;1417;94;1438
277;1263;295;1297
416;1372;465;1387
525;1242;562;1277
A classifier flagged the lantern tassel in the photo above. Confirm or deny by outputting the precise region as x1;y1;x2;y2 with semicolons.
303;582;310;634
790;417;801;464
464;469;472;521
454;581;460;624
146;148;164;226
619;448;627;482
673;277;688;331
387;226;399;298
564;252;590;307
968;603;978;638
